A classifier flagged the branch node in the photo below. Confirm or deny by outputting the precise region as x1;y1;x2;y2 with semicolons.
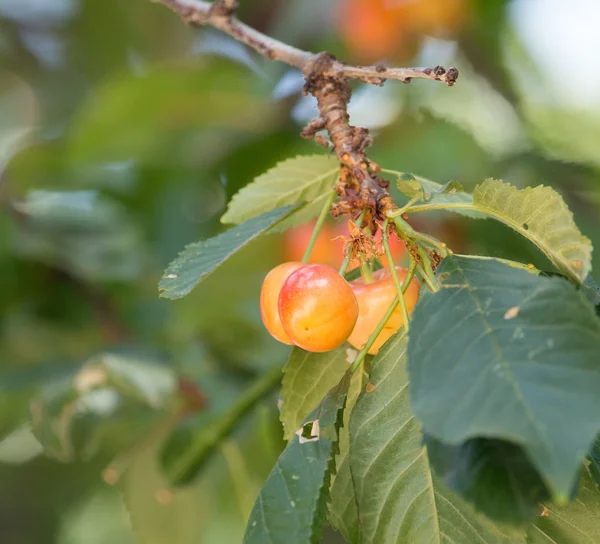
209;0;238;17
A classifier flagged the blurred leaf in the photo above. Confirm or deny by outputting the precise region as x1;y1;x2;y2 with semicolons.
66;62;273;164
0;425;42;465
161;367;281;486
408;255;600;500
425;436;550;523
30;352;176;462
123;420;212;544
528;464;600;543
243;372;350;544
221;154;338;225
348;332;526;543
327;359;366;542
159;205;297;299
13;189;146;281
280;345;352;441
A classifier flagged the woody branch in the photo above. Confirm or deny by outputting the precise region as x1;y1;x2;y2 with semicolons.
155;0;458;224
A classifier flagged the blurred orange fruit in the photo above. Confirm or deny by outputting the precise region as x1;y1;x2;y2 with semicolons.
337;0;471;63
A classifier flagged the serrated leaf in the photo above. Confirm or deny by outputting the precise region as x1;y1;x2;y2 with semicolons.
426;436;550;523
384;169;482;218
159;205;297;299
280;345;354;441
327;359;367;542
221;155;338;225
161;367;281;486
244;373;350;544
349;332;526;543
409;255;600;500
472;179;592;283
528;464;600;543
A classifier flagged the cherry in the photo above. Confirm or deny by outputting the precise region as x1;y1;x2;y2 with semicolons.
283;220;407;270
283;221;343;268
348;267;420;355
278;264;359;352
260;261;304;345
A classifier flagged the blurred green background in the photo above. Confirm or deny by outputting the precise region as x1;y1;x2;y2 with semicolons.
1;0;600;542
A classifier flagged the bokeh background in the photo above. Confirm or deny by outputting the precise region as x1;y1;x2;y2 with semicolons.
1;0;600;542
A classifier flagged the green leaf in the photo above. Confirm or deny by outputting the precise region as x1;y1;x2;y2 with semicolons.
528;464;600;543
383;169;482;218
123;420;211;544
426;436;550;523
280;345;355;441
349;332;526;543
13;189;146;282
67;62;271;164
409;255;600;500
221;155;338;225
471;179;592;283
161;367;281;486
582;275;600;317
243;372;350;544
327;359;367;543
159;205;297;299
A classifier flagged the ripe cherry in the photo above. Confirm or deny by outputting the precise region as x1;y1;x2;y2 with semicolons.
283;221;343;268
260;261;304;345
348;267;420;355
279;264;359;352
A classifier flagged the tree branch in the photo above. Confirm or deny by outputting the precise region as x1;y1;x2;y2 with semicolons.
155;0;458;86
157;0;311;67
155;0;458;228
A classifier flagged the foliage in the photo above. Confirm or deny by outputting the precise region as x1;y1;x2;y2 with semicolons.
4;1;600;543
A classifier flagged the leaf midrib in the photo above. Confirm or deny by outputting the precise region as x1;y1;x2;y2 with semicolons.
452;263;554;486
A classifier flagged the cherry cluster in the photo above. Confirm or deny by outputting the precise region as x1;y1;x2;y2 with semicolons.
260;259;420;354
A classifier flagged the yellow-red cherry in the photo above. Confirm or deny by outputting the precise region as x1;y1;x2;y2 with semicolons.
278;264;359;352
260;261;304;345
347;267;420;355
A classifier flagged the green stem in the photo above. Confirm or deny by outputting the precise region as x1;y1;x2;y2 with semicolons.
417;263;436;292
382;219;410;332
417;246;440;292
389;213;448;256
168;366;282;483
339;209;367;276
359;254;374;283
302;189;337;264
387;195;421;218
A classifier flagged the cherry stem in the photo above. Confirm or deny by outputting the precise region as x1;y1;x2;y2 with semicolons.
339;209;367;276
387;195;421;218
389;213;449;256
359;254;374;284
349;252;418;375
382;219;410;332
301;189;337;265
417;262;437;292
167;366;282;481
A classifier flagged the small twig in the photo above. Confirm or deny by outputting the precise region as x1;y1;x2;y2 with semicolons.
334;64;459;87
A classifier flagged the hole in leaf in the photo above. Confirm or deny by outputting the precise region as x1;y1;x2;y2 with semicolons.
297;420;320;443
